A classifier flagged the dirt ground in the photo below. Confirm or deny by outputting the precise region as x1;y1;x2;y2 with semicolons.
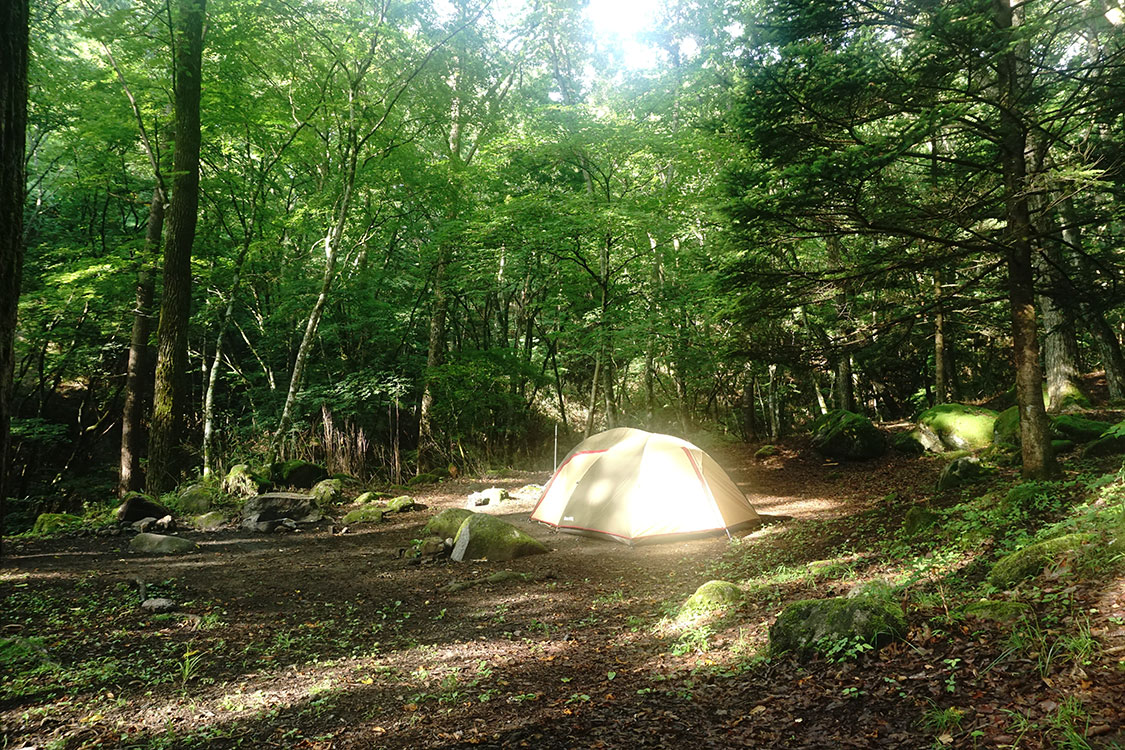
3;443;1124;749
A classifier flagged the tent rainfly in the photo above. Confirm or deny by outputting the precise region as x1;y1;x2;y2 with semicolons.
530;428;759;544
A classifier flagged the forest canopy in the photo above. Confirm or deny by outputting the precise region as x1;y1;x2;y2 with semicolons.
3;0;1124;529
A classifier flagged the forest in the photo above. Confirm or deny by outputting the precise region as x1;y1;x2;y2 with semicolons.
3;0;1125;748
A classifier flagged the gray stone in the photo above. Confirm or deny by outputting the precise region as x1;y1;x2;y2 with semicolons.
130;533;198;555
937;456;983;490
241;492;321;524
141;597;177;614
467;487;510;507
193;511;227;530
131;517;157;533
116;494;171;523
154;515;176;532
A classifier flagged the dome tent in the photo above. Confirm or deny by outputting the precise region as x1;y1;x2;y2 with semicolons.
530;428;759;544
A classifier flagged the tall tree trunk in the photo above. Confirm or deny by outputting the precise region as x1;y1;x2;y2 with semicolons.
994;0;1057;478
1;0;29;560
584;348;601;439
826;236;855;411
934;269;949;405
146;0;206;494
201;248;245;479
119;187;162;494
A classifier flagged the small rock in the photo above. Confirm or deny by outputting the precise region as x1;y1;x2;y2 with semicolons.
132;517;158;533
274;519;298;533
130;533;198;555
154;515;176;532
141;598;177;614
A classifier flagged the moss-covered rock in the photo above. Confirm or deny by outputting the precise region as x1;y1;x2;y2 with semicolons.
1051;439;1075;454
988;533;1097;588
903;506;939;536
809;409;886;460
918;404;998;451
130;532;198;555
1052;415;1111;444
992;406;1020;447
32;512;82;535
890;432;925;456
936;456;984;490
450;514;549;562
342;506;384;525
680;580;742;617
1082;433;1125;458
959;600;1031;623
310;478;343;507
423;508;475;539
755;444;778;459
176;483;214;514
769;595;907;659
355;491;394;505
271;460;328;489
1047;383;1091;412
116;493;171;523
380;495;417;513
223;464;270;497
192;511;227;530
407;472;442;487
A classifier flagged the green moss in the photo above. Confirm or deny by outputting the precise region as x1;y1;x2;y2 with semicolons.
342;506;384;525
903;506;939;536
810;409;886;460
451;514;549;562
918;404;998;451
959;600;1031;623
310;478;343;507
423;508;475;538
1082;433;1125;458
32;513;82;535
993;406;1020;446
890;432;925;456
988;533;1097;588
769;595;907;659
271;460;328;488
755;444;778;459
1051;439;1075;454
193;511;227;530
380;495;417;513
1052;415;1110;443
407;472;442;487
223;464;269;497
680;580;743;617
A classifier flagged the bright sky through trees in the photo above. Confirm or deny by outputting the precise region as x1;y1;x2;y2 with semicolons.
585;0;663;68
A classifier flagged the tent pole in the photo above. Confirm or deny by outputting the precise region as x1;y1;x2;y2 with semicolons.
554;423;558;472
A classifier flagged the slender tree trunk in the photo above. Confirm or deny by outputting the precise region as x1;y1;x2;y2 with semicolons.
767;364;780;439
584;348;601;438
418;249;449;460
146;0;206;494
826;236;855;411
994;0;1057;478
119;187;162;495
934;270;949;405
1;0;30;560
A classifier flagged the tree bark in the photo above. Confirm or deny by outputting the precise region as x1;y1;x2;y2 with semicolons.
1;0;29;559
120;187;162;494
934;270;949;405
994;0;1057;478
146;0;206;494
418;250;449;458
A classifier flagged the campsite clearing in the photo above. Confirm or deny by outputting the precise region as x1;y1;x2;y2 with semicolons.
3;442;1124;749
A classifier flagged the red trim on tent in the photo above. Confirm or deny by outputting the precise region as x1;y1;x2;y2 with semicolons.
530;449;610;516
540;520;731;543
682;446;705;484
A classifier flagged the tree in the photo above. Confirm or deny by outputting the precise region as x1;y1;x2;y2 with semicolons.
1;0;30;556
146;0;207;493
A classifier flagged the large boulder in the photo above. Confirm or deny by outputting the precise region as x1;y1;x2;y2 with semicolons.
1082;432;1125;458
450;514;549;562
381;495;417;513
241;492;322;524
130;532;198;555
311;478;344;507
223;464;270;497
988;533;1097;588
936;456;984;490
270;460;328;489
992;406;1021;447
917;404;997;452
116;493;171;524
192;511;227;530
423;508;475;539
769;594;907;660
809;410;886;460
33;512;82;534
176;483;213;514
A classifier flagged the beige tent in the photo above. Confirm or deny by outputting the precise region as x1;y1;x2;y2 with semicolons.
530;428;759;544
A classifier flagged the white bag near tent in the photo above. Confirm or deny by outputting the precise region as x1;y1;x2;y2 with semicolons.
530;428;759;544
